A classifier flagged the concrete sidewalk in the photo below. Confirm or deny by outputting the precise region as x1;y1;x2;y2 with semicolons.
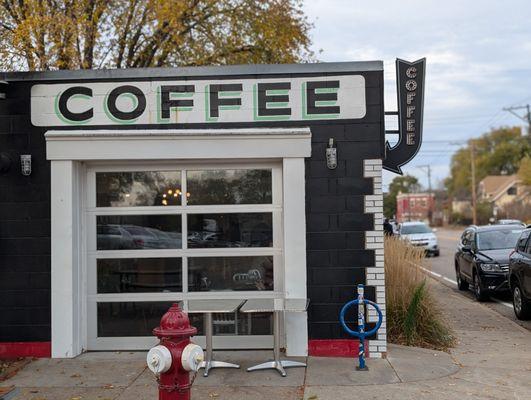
1;344;458;400
2;279;531;399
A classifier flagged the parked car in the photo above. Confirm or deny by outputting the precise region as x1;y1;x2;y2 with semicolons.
509;227;531;319
455;225;524;301
97;224;135;250
398;221;439;256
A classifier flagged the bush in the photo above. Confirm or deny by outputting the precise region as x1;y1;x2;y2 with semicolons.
450;212;472;226
385;236;455;350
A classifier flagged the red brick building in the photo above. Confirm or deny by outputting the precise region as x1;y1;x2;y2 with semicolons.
396;193;435;223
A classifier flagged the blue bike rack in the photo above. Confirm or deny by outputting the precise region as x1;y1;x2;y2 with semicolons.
339;284;383;371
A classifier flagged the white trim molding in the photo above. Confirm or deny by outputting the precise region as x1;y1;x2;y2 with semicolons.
51;160;84;358
363;159;387;358
46;127;311;358
45;128;311;161
282;158;308;356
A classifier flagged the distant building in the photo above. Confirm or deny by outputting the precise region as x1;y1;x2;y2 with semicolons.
451;199;472;215
396;192;435;223
478;175;530;209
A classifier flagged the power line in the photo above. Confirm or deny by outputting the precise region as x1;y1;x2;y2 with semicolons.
503;104;531;135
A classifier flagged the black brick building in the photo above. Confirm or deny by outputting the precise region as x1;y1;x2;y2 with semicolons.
0;62;387;358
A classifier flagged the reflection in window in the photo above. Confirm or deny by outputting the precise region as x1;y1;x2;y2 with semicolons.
187;169;272;205
96;171;181;207
97;302;175;337
188;213;272;248
97;258;182;293
97;215;182;250
188;256;273;292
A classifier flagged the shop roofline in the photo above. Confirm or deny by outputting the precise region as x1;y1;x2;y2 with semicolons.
0;61;383;82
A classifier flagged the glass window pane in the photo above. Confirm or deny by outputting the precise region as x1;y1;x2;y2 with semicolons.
187;169;272;205
189;312;272;336
97;302;175;337
188;256;273;292
96;171;181;207
97;215;182;250
97;258;182;293
97;303;272;337
188;213;272;248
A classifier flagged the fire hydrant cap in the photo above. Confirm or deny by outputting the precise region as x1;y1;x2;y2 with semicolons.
153;303;198;338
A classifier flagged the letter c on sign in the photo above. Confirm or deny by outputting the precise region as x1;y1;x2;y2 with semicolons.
106;85;146;121
406;67;417;78
58;86;93;122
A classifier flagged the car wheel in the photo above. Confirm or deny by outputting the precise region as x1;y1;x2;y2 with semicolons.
456;265;468;291
473;270;488;301
434;250;440;257
512;283;531;320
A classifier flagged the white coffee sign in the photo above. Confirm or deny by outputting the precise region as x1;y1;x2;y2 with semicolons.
31;75;366;126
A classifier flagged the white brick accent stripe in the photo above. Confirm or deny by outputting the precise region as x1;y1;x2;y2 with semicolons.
363;159;387;358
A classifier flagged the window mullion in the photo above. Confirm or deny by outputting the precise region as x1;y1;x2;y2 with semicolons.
182;168;188;299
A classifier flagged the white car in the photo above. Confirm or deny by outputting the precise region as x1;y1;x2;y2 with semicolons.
398;221;440;257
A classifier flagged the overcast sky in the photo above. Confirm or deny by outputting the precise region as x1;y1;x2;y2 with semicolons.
304;0;531;191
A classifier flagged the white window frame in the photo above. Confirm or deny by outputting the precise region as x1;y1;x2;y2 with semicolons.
86;161;283;350
47;128;310;358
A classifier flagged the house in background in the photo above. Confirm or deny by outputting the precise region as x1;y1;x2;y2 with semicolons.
478;175;530;209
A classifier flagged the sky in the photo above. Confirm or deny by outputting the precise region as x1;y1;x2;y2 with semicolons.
304;0;531;191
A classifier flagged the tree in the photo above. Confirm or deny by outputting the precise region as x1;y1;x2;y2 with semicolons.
445;126;530;198
0;0;313;71
383;175;421;218
518;156;531;186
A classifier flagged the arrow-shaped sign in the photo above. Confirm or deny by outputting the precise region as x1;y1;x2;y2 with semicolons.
383;58;426;174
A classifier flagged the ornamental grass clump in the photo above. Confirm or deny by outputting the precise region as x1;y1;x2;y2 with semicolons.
385;236;455;350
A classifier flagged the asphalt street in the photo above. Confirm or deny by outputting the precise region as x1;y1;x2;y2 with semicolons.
423;227;531;332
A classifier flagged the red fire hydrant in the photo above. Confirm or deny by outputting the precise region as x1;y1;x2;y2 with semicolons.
147;303;204;400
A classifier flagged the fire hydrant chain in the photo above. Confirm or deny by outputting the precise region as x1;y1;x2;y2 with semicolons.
157;370;198;393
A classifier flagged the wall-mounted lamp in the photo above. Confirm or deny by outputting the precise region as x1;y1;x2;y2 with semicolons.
0;80;8;99
20;154;32;176
0;152;12;173
326;138;337;170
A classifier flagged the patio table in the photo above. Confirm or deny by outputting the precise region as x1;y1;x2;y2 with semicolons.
241;298;308;377
187;299;245;377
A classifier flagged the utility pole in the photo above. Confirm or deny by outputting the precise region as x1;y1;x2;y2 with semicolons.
418;165;433;224
470;141;477;225
503;104;531;135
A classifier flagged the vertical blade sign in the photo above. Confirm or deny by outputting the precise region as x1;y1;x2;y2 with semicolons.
383;58;426;174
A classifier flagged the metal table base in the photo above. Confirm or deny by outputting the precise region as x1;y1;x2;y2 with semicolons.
200;312;240;377
246;310;306;377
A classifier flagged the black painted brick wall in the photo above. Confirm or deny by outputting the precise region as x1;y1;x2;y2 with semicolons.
0;69;384;343
305;71;384;339
0;82;51;342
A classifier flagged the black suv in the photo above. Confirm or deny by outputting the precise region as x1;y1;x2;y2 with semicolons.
509;227;531;320
455;225;524;301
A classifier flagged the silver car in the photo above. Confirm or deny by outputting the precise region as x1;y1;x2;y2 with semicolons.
398;221;440;257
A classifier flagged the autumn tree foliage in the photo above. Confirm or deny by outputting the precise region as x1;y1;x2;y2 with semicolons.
445;126;530;198
0;0;313;71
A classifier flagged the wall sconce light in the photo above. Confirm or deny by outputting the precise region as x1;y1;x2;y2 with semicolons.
20;154;32;176
0;80;8;99
326;138;337;170
0;152;12;173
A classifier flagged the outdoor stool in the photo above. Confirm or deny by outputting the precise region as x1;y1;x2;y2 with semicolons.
241;298;308;377
187;299;244;377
